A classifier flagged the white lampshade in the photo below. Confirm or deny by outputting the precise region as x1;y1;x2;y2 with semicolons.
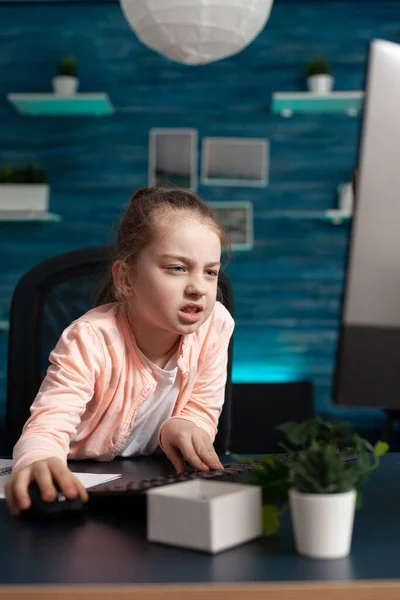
120;0;274;65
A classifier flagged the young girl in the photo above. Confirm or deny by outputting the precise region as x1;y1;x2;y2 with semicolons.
5;187;234;517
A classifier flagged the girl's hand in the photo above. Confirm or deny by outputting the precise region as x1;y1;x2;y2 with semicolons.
4;457;89;517
160;419;224;473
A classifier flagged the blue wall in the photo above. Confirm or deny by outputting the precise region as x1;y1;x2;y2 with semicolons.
1;0;399;425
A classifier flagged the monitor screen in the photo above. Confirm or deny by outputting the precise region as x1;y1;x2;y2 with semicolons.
333;39;400;410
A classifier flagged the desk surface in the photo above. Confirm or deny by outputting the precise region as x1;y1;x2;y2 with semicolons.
1;453;400;597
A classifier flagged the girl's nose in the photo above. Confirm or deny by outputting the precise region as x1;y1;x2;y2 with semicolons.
185;279;207;297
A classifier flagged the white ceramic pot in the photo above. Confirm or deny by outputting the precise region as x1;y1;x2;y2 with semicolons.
289;488;356;559
0;184;49;212
337;182;354;215
52;76;79;96
307;74;334;95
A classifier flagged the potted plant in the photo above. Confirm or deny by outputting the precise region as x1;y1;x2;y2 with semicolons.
244;416;388;559
0;165;49;213
324;178;355;224
305;58;334;94
52;56;79;96
337;180;354;215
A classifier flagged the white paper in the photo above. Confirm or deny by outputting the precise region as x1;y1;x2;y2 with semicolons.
0;459;121;499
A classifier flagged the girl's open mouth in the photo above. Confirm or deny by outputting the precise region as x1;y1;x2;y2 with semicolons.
179;305;203;322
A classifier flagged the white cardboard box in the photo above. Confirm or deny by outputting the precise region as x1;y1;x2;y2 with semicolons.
147;479;262;553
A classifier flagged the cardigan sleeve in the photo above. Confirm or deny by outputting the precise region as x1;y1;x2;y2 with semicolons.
12;321;105;472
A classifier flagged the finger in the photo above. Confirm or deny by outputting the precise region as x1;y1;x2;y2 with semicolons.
68;474;88;503
163;443;186;473
55;474;88;503
49;461;88;502
33;462;59;502
5;481;20;517
177;438;210;471
74;477;89;503
194;439;224;470
193;434;223;470
13;468;35;510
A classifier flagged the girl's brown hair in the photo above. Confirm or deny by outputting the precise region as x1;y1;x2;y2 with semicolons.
96;187;231;306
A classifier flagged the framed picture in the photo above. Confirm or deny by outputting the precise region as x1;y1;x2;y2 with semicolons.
202;137;269;187
208;201;254;251
148;128;198;192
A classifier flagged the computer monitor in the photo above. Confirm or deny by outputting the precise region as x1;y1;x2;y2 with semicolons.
333;39;400;412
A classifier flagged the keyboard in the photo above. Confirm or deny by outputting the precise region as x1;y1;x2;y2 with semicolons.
86;451;357;514
89;460;263;495
87;460;264;514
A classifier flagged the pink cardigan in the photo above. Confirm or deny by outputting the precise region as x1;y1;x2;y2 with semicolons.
13;301;235;471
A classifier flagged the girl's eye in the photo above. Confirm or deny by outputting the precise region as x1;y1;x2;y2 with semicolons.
166;266;219;277
167;266;185;272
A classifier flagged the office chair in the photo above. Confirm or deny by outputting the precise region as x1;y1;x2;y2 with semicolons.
6;246;234;455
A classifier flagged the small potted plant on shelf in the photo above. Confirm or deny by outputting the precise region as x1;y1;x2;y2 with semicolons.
323;176;355;225
0;165;49;213
305;58;334;94
52;56;79;96
243;416;388;559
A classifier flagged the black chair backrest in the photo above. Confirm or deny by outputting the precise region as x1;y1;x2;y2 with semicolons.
6;246;234;455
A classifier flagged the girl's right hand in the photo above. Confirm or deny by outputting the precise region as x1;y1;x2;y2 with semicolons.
4;457;89;517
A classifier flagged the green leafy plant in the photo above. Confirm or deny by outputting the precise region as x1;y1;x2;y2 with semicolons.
237;416;389;535
305;58;330;77
57;56;77;77
0;165;48;184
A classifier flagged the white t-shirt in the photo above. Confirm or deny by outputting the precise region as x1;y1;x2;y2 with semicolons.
118;349;180;457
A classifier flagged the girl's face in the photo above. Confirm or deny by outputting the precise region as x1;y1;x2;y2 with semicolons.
125;214;222;338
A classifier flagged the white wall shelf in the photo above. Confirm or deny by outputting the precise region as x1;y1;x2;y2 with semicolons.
208;201;253;251
148;128;198;192
0;210;61;222
271;91;364;117
321;210;352;225
202;138;269;187
7;93;114;116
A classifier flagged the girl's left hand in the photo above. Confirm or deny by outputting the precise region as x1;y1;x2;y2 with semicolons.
160;419;224;473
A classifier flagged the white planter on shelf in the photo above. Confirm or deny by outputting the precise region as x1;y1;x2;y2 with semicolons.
0;184;49;212
52;76;79;96
289;488;357;559
307;74;334;95
337;182;354;215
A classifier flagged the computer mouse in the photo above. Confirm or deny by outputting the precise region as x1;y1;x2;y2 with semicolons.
21;481;86;521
